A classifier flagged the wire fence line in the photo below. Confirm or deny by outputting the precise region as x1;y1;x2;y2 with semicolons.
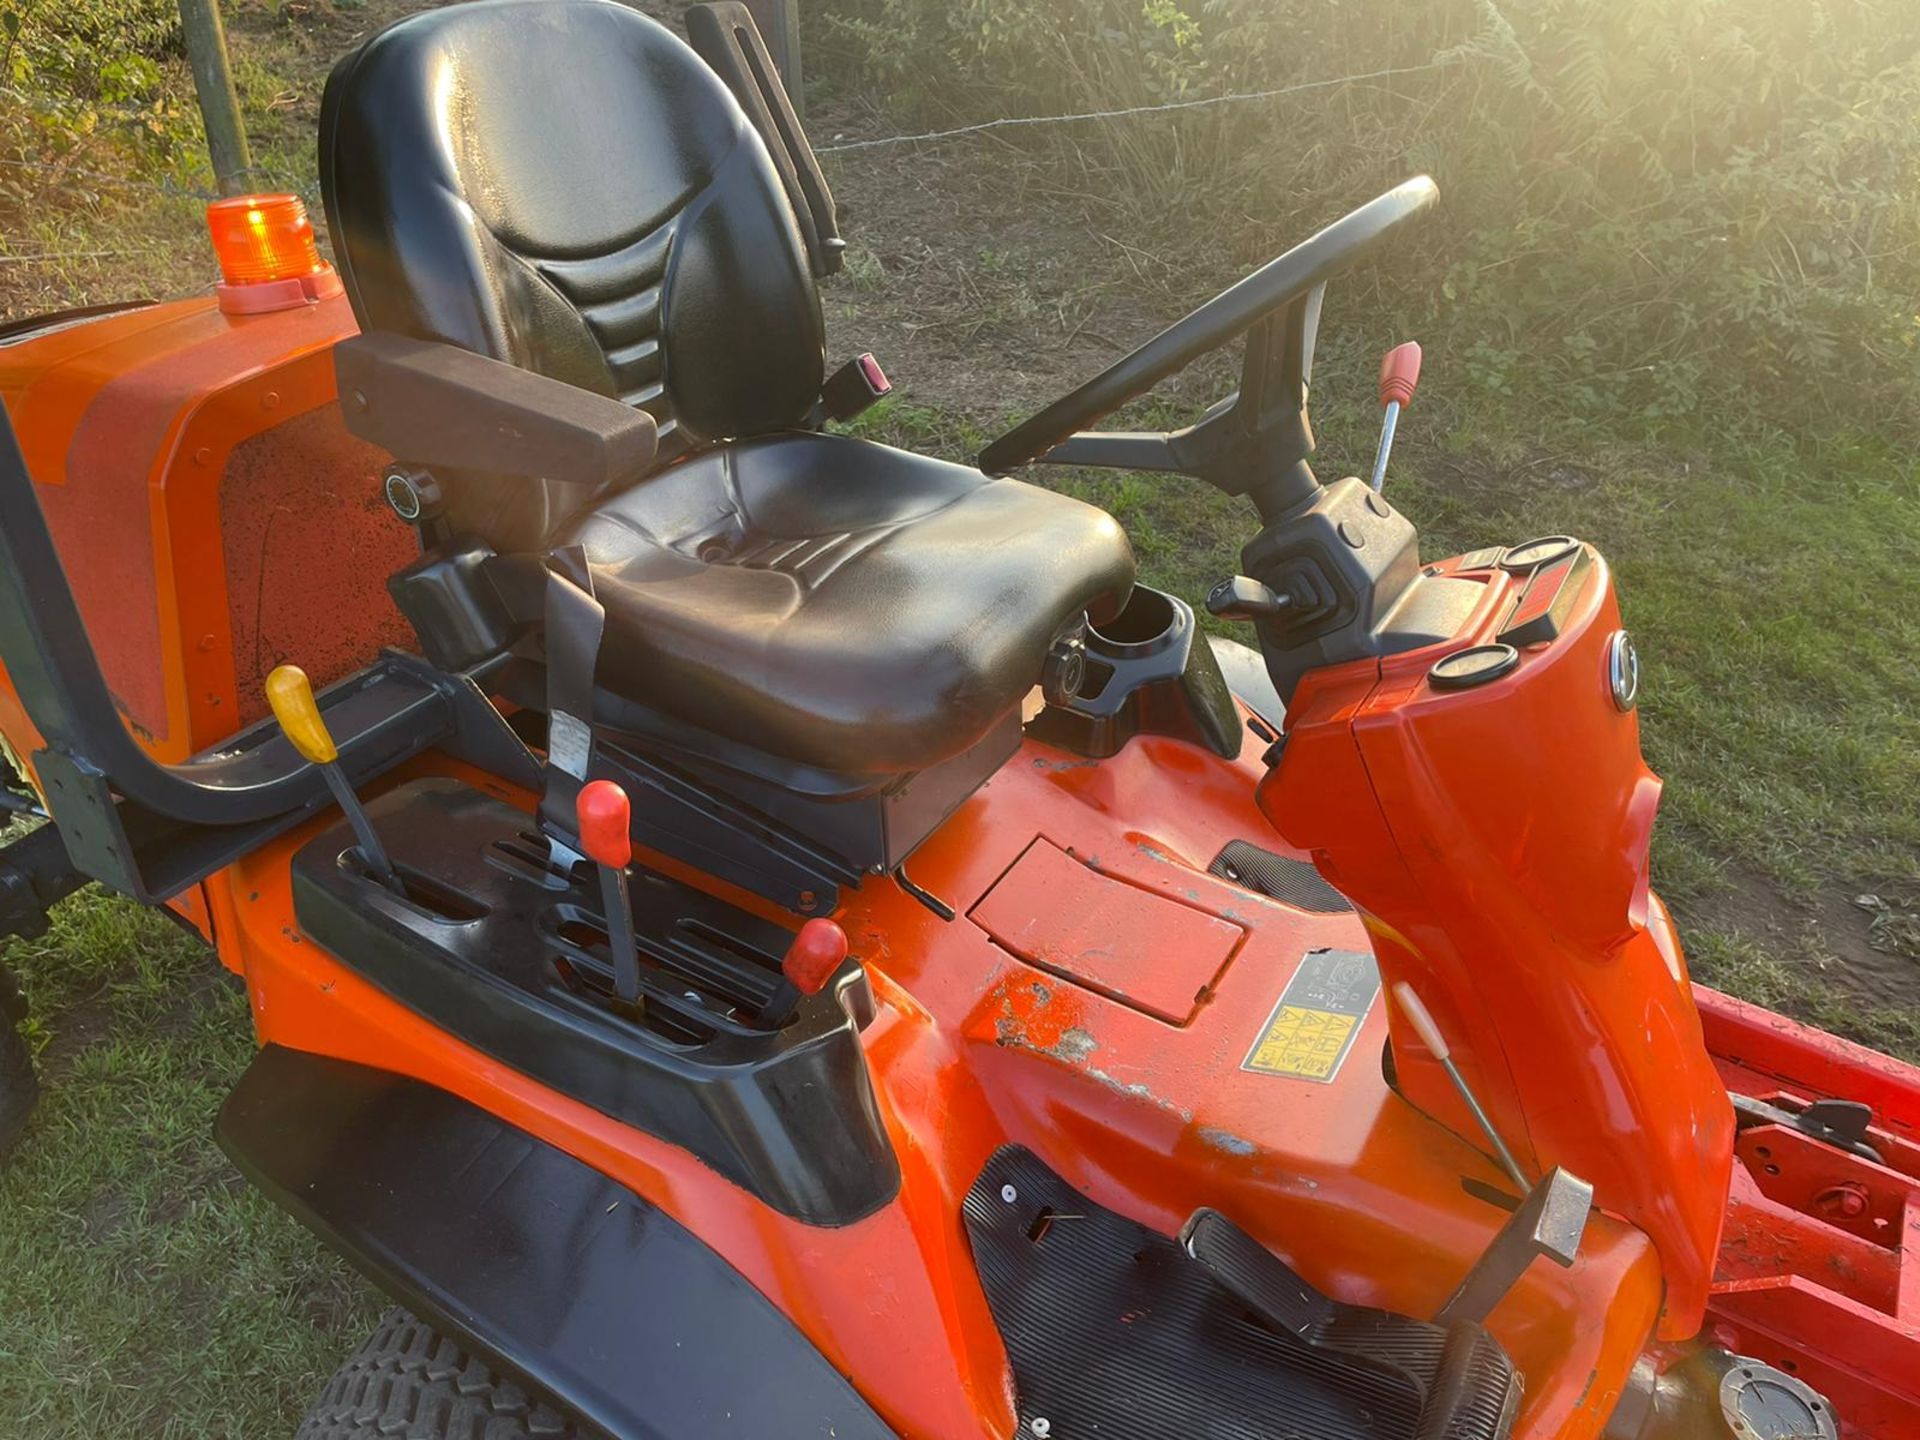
0;58;1447;268
0;247;165;264
0;154;317;204
0;153;318;275
815;61;1452;154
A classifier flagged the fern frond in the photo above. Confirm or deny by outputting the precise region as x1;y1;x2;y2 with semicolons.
1556;29;1609;127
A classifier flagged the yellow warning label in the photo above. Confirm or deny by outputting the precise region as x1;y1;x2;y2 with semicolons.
1242;949;1379;1084
1245;1005;1360;1080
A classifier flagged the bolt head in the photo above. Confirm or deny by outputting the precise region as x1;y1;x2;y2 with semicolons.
1814;1182;1869;1218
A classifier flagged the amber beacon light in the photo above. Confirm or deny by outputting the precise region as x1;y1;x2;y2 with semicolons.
205;193;344;314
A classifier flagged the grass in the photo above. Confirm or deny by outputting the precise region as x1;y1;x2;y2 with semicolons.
0;7;402;1431
0;878;378;1437
0;0;1917;1434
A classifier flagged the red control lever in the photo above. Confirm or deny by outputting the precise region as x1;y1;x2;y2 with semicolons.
576;779;633;869
1371;341;1424;492
1378;341;1423;409
576;780;640;1004
783;919;849;996
763;918;849;1027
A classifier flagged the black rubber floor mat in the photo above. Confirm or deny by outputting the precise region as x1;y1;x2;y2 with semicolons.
964;1147;1520;1440
1209;839;1354;913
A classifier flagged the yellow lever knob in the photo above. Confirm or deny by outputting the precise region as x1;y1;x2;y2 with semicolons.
266;664;339;765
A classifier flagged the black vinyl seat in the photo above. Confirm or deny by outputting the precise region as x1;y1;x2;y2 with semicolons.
564;434;1132;773
320;0;1134;777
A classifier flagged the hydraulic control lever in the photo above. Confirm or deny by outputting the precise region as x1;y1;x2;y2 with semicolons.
1370;341;1422;492
1392;981;1595;1327
266;664;401;895
762;918;849;1028
576;780;642;1006
1393;981;1529;1193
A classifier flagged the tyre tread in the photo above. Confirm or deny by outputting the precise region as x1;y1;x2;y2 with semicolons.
296;1308;578;1440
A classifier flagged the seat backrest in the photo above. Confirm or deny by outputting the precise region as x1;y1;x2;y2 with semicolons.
320;0;826;549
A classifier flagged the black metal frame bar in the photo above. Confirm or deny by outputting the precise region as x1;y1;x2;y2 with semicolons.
0;408;539;912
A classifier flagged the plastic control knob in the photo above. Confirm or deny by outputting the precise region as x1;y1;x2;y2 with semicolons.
782;918;849;996
576;780;633;870
1378;341;1423;409
266;664;339;765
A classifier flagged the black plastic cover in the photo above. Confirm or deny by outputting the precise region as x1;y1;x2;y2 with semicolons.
597;719;1016;907
336;333;658;489
291;776;900;1225
386;542;520;673
216;1044;898;1439
1243;476;1481;704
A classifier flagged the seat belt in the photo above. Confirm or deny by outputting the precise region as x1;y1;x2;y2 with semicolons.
538;546;606;865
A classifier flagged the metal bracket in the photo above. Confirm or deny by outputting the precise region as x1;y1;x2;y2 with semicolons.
1437;1166;1593;1326
1732;1091;1882;1165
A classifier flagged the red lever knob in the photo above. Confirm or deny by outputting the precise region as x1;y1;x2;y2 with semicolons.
1379;341;1423;409
781;918;848;996
575;780;632;870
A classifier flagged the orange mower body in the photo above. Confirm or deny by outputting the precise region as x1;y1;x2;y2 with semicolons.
0;6;1915;1439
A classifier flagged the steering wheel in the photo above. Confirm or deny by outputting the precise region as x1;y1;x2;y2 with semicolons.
977;176;1438;516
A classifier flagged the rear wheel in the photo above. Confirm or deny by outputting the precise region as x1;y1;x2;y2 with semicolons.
0;962;39;1158
297;1307;582;1439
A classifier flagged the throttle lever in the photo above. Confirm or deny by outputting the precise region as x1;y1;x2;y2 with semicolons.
266;664;402;896
1370;341;1422;492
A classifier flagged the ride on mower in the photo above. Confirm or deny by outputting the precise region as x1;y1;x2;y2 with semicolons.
0;2;1915;1435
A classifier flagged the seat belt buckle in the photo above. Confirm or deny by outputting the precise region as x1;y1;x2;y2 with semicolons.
821;353;892;423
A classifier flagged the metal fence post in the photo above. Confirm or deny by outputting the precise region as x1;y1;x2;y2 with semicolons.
741;0;802;119
178;0;253;196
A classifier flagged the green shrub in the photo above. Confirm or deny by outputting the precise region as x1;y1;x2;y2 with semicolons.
0;0;191;206
821;0;1920;443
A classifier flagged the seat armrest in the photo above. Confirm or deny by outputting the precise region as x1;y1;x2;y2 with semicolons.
335;333;658;488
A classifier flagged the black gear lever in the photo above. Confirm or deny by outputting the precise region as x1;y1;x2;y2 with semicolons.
1206;575;1292;622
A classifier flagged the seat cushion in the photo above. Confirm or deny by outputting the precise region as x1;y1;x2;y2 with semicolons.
555;432;1135;774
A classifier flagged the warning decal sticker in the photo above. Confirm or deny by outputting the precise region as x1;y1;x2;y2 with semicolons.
1242;948;1380;1083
